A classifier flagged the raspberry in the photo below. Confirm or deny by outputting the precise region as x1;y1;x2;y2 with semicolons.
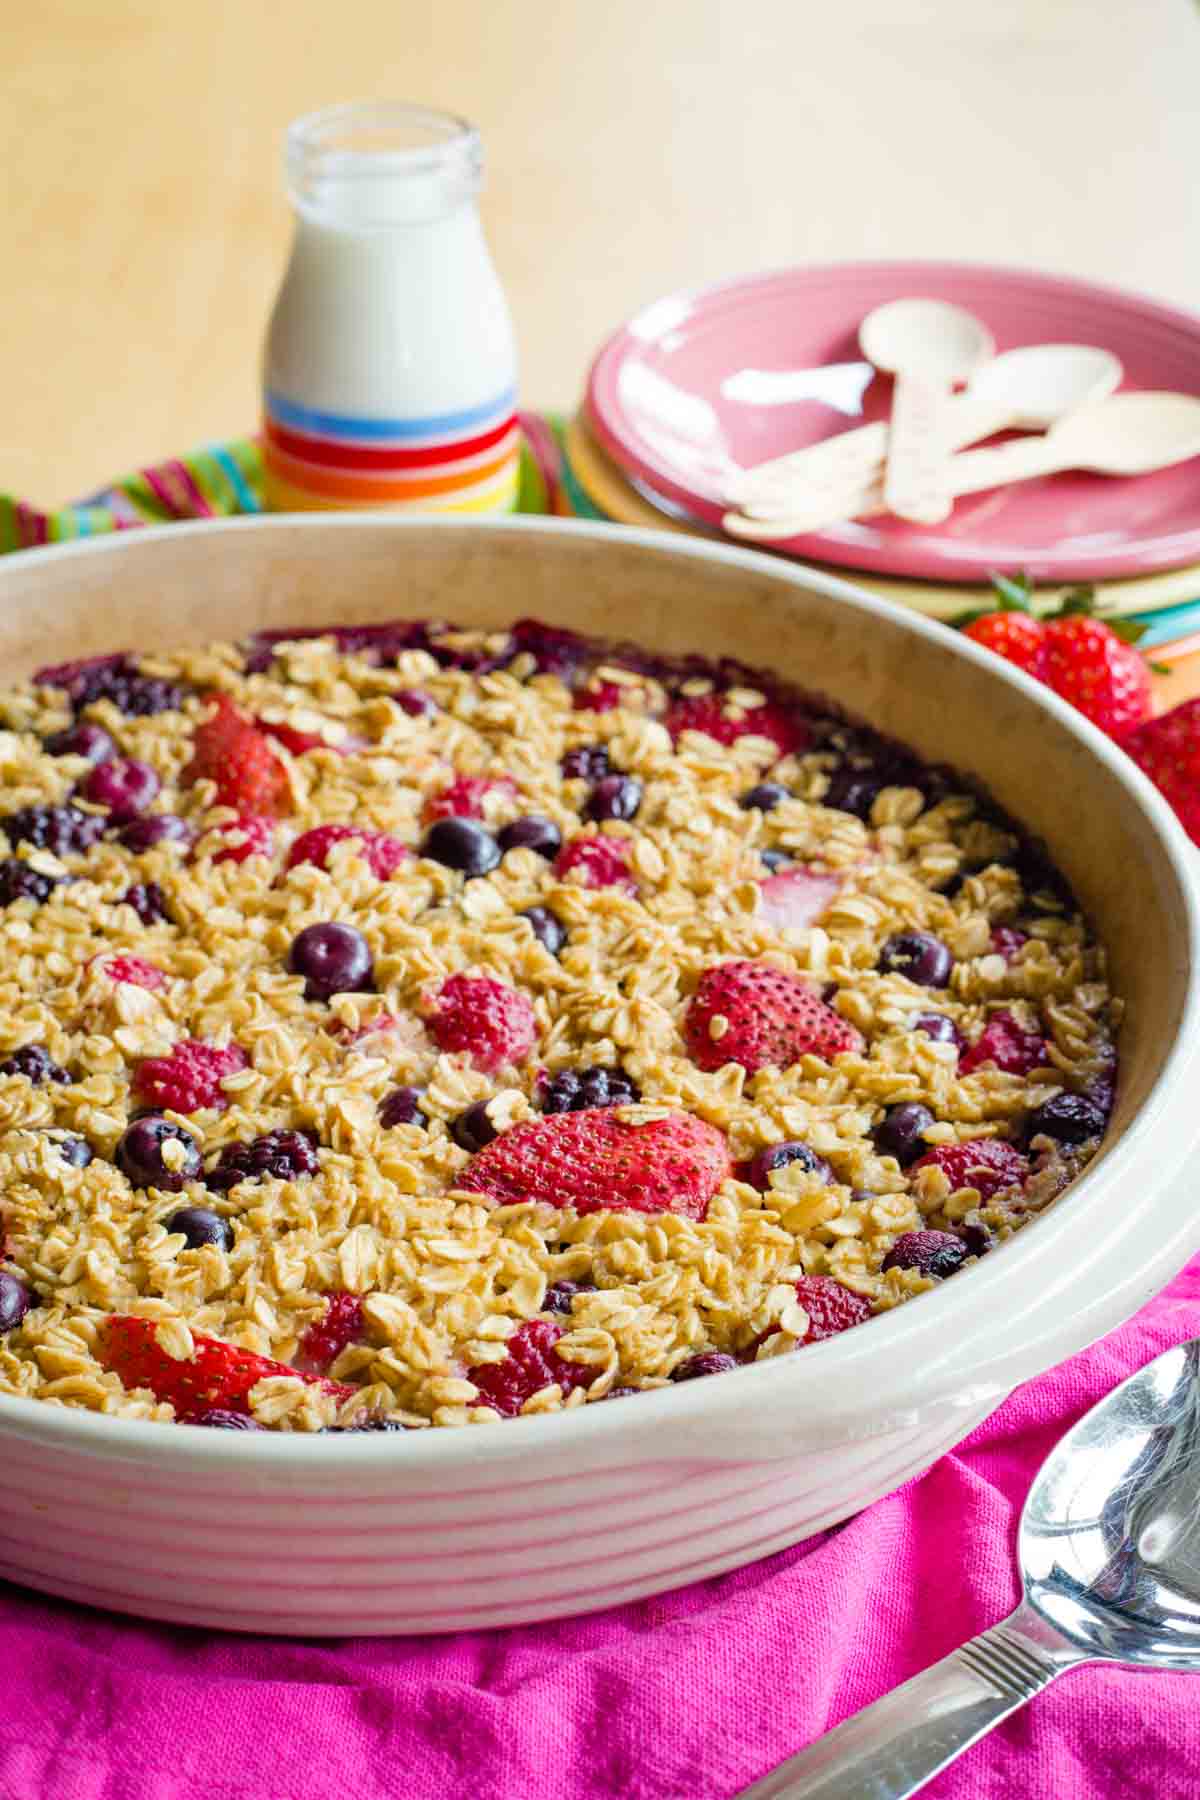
459;1107;731;1219
509;618;590;679
297;1293;365;1374
134;1039;249;1113
468;1319;593;1417
573;680;623;713
684;960;862;1074
3;804;105;857
0;861;61;906
552;835;636;892
989;926;1029;961
422;774;517;823
960;1009;1048;1076
121;881;171;925
257;718;363;757
544;1279;595;1315
197;814;276;866
911;1138;1030;1202
672;1351;739;1381
97;955;167;991
428;973;538;1071
285;825;411;880
540;1066;640;1113
182;694;291;818
664;693;809;757
204;1129;320;1192
0;1045;71;1085
792;1275;873;1342
99;1316;352;1424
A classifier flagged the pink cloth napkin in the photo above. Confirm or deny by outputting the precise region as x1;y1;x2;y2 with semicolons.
7;1263;1199;1800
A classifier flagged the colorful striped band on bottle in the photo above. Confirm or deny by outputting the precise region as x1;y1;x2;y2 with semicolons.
261;387;520;515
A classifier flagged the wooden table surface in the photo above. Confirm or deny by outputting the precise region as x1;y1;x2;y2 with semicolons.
2;0;1198;508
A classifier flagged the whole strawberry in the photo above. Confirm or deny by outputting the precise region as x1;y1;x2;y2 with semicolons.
428;973;538;1071
1121;699;1200;845
684;960;862;1074
1043;615;1151;739
962;611;1047;679
183;694;292;817
101;1315;352;1423
459;1107;731;1218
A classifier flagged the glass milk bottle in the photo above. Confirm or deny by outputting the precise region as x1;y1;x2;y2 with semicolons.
262;103;518;515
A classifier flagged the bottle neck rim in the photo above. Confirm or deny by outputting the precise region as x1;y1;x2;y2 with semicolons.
286;102;482;228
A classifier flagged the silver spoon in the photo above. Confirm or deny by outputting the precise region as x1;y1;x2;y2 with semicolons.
736;1337;1200;1800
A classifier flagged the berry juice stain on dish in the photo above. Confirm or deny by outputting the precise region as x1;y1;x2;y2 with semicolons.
0;618;1118;1432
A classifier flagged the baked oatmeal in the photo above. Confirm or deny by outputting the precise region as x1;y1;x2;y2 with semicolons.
0;618;1117;1431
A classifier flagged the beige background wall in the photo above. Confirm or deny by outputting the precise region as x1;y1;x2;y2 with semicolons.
2;0;1198;505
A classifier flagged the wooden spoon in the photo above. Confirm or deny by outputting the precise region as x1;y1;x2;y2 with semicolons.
724;391;1200;541
858;298;995;525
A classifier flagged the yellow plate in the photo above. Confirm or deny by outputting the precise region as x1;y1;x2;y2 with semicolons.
564;413;1200;623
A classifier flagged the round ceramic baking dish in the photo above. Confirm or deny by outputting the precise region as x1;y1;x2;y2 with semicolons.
0;515;1196;1637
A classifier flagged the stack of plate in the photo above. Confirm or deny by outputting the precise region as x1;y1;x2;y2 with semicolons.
566;262;1200;669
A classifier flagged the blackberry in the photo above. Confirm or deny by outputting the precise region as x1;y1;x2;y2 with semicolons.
0;1045;71;1086
3;805;105;857
121;881;171;926
0;861;60;906
205;1129;320;1192
64;656;185;718
560;744;610;781
540;1066;641;1114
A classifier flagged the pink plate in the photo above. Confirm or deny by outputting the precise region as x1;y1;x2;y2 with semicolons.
585;261;1200;583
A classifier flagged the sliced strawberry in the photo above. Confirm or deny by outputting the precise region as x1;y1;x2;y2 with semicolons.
196;813;276;866
182;694;291;818
100;1316;353;1423
684;960;862;1074
428;973;538;1071
94;954;166;992
459;1107;730;1218
758;865;844;933
792;1275;873;1342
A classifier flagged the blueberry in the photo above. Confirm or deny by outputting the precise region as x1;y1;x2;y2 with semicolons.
54;1136;93;1168
0;860;61;906
1026;1092;1107;1147
3;804;104;857
122;881;171;926
561;744;609;781
747;1141;832;1190
541;1066;640;1114
672;1352;739;1382
822;767;883;820
520;906;566;955
81;757;160;822
289;922;374;1002
393;689;435;718
43;721;115;764
0;1272;33;1332
956;1222;993;1258
878;931;953;988
118;814;192;853
544;1279;595;1315
585;775;642;823
913;1012;962;1049
450;1100;497;1152
195;1409;266;1430
759;849;794;873
739;782;790;813
0;1045;71;1085
205;1129;319;1192
873;1102;935;1167
498;815;562;859
420;818;501;878
881;1230;968;1279
323;1417;408;1433
115;1116;202;1192
379;1086;425;1129
167;1205;233;1252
